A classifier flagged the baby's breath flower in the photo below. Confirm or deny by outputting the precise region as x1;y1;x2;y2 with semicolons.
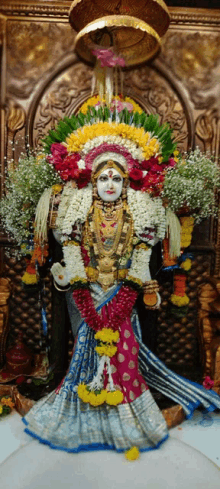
0;153;61;257
162;148;220;223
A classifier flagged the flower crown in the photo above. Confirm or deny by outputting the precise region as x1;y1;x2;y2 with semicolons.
44;95;178;196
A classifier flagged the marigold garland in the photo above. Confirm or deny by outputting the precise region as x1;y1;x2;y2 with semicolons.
170;294;190;307
95;328;119;344
170;272;190;307
66;122;160;161
180;216;194;249
180;258;192;271
106;390;124;406
77;385;107;406
22;271;38;285
77;384;124;407
95;344;118;358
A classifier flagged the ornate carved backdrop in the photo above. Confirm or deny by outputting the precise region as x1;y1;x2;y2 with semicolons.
0;2;220;380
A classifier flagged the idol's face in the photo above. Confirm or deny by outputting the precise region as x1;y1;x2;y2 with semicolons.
97;168;123;202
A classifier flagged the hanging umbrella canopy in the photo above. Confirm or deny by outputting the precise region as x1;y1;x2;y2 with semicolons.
69;0;170;37
74;15;161;66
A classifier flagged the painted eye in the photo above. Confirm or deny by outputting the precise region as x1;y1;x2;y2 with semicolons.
113;176;122;182
98;175;108;182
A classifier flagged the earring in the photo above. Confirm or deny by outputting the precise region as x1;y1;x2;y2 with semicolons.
122;179;128;200
92;185;98;199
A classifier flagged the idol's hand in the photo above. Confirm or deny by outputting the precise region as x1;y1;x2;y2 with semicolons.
51;262;69;287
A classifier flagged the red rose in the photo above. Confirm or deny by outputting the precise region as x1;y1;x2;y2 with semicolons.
51;143;68;158
54;161;65;172
77;169;92;189
130;179;144;191
141;160;151;171
129;168;143;181
63;154;81;168
150;163;163;173
142;157;159;171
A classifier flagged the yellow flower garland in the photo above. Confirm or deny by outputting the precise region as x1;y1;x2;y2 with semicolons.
22;272;38;285
95;344;118;358
66;122;161;160
88;390;107;407
180;216;194;249
106;390;124;406
95;328;119;344
79;95;143;115
170;293;190;307
77;384;124;407
180;258;192;271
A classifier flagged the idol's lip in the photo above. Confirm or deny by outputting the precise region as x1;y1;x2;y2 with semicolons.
106;190;115;194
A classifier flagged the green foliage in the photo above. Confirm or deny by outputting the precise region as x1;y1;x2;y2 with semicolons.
42;107;176;158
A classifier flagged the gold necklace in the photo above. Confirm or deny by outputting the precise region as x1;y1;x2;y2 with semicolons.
83;200;134;290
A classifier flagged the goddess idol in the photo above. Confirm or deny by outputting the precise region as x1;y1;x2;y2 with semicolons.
22;96;220;459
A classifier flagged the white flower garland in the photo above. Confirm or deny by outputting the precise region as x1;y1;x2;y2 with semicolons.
35;187;53;243
61;185;93;238
127;246;152;284
127;188;166;241
63;243;87;282
82;135;143;161
56;182;78;232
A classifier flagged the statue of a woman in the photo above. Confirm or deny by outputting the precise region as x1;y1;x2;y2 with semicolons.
23;152;220;458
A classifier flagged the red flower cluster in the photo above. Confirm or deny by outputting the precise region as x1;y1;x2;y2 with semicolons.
203;376;214;390
48;143;91;188
47;144;177;193
129;156;177;196
142;172;165;196
72;286;138;332
129;168;144;191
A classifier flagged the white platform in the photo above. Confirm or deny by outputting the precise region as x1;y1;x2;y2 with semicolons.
0;410;219;488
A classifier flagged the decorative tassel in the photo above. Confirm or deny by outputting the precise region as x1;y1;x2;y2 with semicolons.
35;187;53;244
166;208;181;258
162;237;178;267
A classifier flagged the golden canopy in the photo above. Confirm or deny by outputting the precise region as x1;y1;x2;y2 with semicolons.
69;0;170;37
74;15;161;66
69;0;169;65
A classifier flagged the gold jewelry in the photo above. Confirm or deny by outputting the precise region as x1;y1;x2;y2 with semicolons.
53;278;71;292
143;280;159;294
92;160;128;182
83;200;134;290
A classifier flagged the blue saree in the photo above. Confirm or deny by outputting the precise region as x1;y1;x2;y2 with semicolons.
23;283;220;454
